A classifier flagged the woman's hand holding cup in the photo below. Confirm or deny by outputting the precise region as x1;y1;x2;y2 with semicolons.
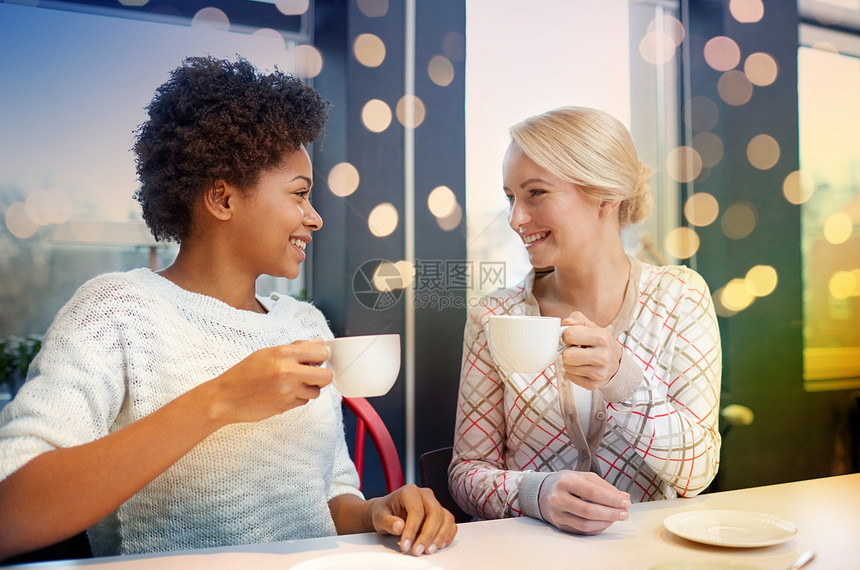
487;313;622;389
205;340;333;425
559;312;623;390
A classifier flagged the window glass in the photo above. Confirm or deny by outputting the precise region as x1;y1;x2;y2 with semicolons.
798;26;860;390
0;2;312;402
465;0;682;300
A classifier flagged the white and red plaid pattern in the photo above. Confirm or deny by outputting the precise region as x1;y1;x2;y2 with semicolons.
449;257;721;520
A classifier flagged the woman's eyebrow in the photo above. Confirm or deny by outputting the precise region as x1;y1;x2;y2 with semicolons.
292;175;313;188
519;177;552;188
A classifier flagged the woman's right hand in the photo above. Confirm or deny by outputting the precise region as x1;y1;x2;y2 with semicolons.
537;470;631;535
204;340;333;425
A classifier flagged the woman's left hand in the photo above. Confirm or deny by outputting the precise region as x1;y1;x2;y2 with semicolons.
559;312;623;390
371;484;457;556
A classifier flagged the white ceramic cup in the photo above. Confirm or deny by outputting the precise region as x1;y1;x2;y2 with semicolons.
323;334;401;398
487;315;568;374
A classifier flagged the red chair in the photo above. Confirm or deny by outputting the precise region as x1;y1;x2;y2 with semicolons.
342;397;405;494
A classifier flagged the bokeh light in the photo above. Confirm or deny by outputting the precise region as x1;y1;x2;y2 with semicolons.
428;185;457;218
251;28;287;51
442;31;466;61
829;270;857;300
275;0;309;16
745;265;778;297
692;131;724;168
712;286;737;318
428;55;455;86
689;96;719;133
357;0;389;18
812;41;839;54
744;52;778;86
437;202;463;231
289;44;324;78
664;227;700;259
684;192;720;227
718;70;753;106
361;99;393;133
328;162;360;197
782;170;815;205
5;202;37;239
729;0;764;23
395;95;426;129
823;211;852;244
639;30;677;65
372;260;415;292
646;15;685;47
190;7;229;31
704;36;741;71
372;260;404;292
722;278;755;312
746;134;780;170
368;202;399;237
666;146;703;183
721;201;758;239
24;189;73;226
353;33;386;67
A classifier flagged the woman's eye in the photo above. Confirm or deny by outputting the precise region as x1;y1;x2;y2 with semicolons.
296;190;310;200
504;194;514;204
529;189;545;197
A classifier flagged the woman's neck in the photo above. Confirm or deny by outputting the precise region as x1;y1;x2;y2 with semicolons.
533;247;630;328
158;244;263;313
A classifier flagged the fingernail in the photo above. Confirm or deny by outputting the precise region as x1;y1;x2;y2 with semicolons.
427;544;437;555
621;499;631;508
414;544;425;556
401;539;411;552
619;510;629;520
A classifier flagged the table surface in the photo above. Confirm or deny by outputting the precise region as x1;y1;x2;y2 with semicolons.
10;473;860;570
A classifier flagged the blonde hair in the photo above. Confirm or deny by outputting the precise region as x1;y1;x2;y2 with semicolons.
509;106;652;227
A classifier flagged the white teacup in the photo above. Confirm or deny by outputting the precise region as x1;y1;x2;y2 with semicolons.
487;315;567;374
324;334;401;398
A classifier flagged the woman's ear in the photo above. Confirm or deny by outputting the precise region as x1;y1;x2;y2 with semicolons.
203;180;233;221
598;199;621;218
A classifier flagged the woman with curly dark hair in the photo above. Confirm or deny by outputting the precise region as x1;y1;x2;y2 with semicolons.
0;56;456;560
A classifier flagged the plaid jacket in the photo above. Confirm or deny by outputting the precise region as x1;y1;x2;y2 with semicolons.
449;257;722;520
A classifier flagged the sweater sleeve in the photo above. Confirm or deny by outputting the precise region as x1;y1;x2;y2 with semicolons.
448;301;547;521
601;267;722;497
0;277;127;481
327;392;364;501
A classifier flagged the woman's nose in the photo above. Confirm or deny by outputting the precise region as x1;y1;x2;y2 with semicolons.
304;201;323;230
508;199;530;230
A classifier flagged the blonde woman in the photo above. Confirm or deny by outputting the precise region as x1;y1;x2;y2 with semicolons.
450;107;721;535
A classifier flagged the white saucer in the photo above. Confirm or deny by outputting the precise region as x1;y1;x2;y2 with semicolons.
663;510;797;548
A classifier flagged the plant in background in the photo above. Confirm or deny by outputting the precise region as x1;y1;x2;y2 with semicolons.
0;334;43;397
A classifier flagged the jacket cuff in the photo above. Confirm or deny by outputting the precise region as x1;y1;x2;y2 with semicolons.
518;471;551;520
600;351;641;402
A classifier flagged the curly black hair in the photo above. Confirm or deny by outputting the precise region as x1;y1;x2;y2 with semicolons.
133;56;330;242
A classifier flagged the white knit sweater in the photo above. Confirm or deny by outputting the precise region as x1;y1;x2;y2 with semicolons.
0;269;362;556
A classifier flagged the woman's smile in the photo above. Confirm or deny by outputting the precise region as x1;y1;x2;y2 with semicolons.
522;230;550;246
289;236;308;260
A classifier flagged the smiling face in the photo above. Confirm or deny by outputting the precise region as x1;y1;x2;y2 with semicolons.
502;142;606;270
230;146;322;280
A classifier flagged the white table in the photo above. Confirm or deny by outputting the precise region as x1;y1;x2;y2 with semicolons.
11;473;860;569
